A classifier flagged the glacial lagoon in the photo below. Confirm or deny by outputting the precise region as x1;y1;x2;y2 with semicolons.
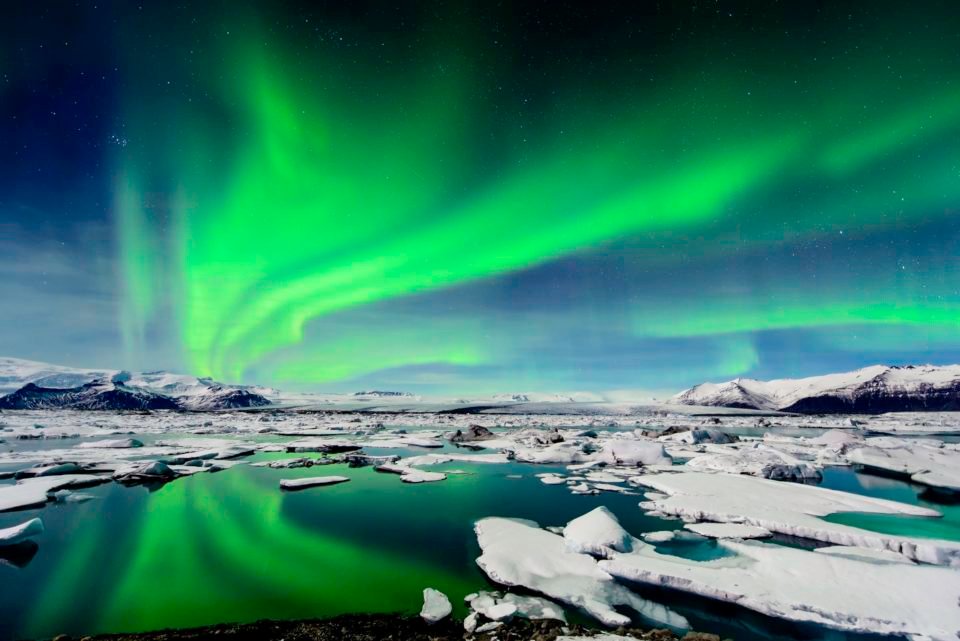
2;428;957;641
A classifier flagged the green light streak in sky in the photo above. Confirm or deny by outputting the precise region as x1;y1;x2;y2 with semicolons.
114;15;960;386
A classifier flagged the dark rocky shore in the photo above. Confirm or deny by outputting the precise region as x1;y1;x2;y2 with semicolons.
42;615;728;641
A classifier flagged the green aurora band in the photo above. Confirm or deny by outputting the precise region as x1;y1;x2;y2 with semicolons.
114;10;960;387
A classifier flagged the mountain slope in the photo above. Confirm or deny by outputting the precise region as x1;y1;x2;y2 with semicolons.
0;357;273;410
0;380;180;410
674;365;960;413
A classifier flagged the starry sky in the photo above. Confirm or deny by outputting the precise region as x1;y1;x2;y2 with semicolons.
2;1;959;395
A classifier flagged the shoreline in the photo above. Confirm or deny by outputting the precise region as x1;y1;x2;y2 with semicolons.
35;614;723;641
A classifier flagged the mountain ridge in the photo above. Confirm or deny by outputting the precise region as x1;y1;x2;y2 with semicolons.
674;364;960;413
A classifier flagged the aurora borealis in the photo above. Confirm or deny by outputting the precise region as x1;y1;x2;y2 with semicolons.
2;1;959;393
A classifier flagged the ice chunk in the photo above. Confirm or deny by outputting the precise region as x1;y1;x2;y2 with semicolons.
684;444;821;481
684;522;771;539
0;475;108;512
564;507;633;557
113;461;177;482
848;443;960;492
0;517;43;546
814;545;914;564
400;470;446;483
600;440;671;466
77;438;144;449
279;476;350;490
419;588;452;623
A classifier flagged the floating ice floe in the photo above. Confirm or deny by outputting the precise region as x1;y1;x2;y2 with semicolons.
0;474;109;511
813;545;914;564
656;428;738;445
400;470;446;483
599;439;671;466
113;461;178;483
683;443;822;481
538;474;567;485
279;476;350;490
601;538;960;641
285;438;362;453
419;587;452;623
848;442;960;492
0;517;43;546
683;522;771;539
76;438;143;449
251;457;336;469
13;462;86;478
474;516;688;629
634;471;960;565
466;591;566;623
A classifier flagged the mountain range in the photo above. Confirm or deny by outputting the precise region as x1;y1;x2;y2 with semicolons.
0;357;274;411
674;364;960;413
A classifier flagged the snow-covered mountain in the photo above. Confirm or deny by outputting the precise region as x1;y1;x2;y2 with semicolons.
674;365;960;413
0;379;181;410
0;357;273;410
0;357;118;395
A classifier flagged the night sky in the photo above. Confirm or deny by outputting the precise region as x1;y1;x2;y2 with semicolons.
2;1;959;394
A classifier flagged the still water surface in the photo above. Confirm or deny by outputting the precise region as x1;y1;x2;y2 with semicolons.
1;436;956;641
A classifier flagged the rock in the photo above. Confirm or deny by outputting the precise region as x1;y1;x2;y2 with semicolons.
419;588;452;623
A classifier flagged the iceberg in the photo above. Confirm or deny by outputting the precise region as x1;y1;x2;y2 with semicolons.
474;516;687;629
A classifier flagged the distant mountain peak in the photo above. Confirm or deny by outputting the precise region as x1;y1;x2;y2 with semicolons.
0;357;273;411
674;364;960;413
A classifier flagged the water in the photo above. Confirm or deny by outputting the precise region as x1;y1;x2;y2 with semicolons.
818;466;960;540
1;442;958;641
